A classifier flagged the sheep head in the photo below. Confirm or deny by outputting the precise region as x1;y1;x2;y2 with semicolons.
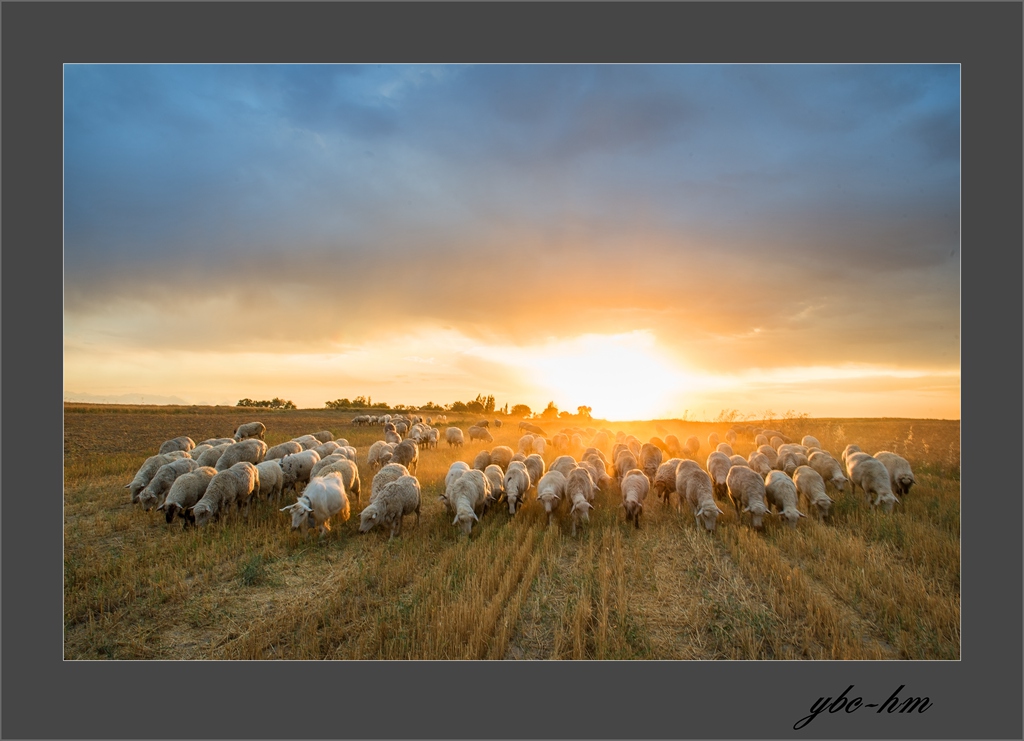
359;504;381;533
281;498;314;532
777;507;806;529
743;500;769;528
695;502;724;532
192;502;214;528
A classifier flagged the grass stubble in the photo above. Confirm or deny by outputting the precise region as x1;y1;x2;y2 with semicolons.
64;406;960;660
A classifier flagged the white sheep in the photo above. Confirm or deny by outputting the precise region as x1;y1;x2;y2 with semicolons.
620;469;649;528
472;449;493;471
255;460;286;502
159;436;196;455
536;470;568;528
550;455;578;479
367;461;406;499
502;461;532;515
873;451;917;496
683;435;701;459
195;443;233;468
198;437;235;447
653;458;683;505
358;475;421;539
489;445;514;472
531;436;547;456
725;430;738;446
449;468;490;535
192;461;260;527
764;470;806;528
747;451;773;477
614;450;638;483
483;464;506;507
126;451;189;503
157;466;217;525
638;443;664;483
715;442;734;457
138;458;200;511
280;449;321;494
729;454;748;468
565;467;596;536
808;451;848;494
754;434;769;448
312;457;361;504
726;465;770;529
468;425;493;443
705;451;732;501
708;432;721;448
280;472;351;537
311;430;334;443
312;441;342;460
683;468;724;532
445;427;465;448
517;434;536;455
848;456;900;512
801;435;821;449
793;465;833;520
265;440;303;461
524;453;546;489
233;421;266;441
215;438;268;472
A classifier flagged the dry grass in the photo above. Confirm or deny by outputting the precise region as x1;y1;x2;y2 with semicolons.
64;405;959;660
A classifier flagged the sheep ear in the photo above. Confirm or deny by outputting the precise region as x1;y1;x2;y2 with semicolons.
452;514;460;525
471;512;479;522
798;510;807;518
716;506;725;515
156;503;166;511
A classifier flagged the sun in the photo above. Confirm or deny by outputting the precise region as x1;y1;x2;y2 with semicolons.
516;331;691;421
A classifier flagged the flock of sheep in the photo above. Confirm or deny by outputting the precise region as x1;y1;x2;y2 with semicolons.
123;415;917;540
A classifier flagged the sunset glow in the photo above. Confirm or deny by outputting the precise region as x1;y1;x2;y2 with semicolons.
63;64;960;420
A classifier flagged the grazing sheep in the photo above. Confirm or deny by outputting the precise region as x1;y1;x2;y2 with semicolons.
683;468;724;532
747;451;773;477
757;444;780;469
620;469;649;529
531;437;547;456
138;458;201;511
638;443;664;483
493;419;503;428
233;421;266;441
807;451;848;494
725;430;738;446
372;463;411;504
311;430;334;443
848;456;900;512
468;426;494;443
254;460;286;502
550;455;578;479
764;470;805;528
726;465;770;529
475;420;490;428
653;458;683;504
706;451;732;501
683;436;701;459
873;451;917;497
664;435;682;457
192;462;260;527
517;434;536;455
196;443;233;469
440;462;471;516
580;457;611;492
754;434;769;448
449;469;490;535
523;454;546;488
126;452;189;503
483;464;506;507
444;427;465;449
793;466;833;520
769;436;786;451
502;461;532;515
215;438;268;472
359;475;421;539
280;472;350;537
312;457;361;504
536;470;568;528
159;436;196;455
472;449;493;471
801;435;821;449
188;444;213;462
841;444;863;471
312;441;342;460
199;437;235;447
266;440;303;461
489;445;514;472
551;433;570;452
280;449;321;494
565;467;596;536
729;454;748;468
384;429;403;445
157;466;217;525
708;432;720;448
614;450;638;483
715;442;734;457
390;439;419;474
776;450;801;476
845;451;874;479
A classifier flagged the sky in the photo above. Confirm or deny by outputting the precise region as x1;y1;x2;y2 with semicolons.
63;64;961;420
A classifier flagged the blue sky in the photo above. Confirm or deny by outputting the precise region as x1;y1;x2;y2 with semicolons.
63;64;960;418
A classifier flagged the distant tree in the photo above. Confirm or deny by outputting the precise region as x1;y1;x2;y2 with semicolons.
450;401;468;412
422;401;444;411
558;410;572;419
510;404;531;417
541;401;559;420
502;403;509;415
466;400;485;414
577;406;593;419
